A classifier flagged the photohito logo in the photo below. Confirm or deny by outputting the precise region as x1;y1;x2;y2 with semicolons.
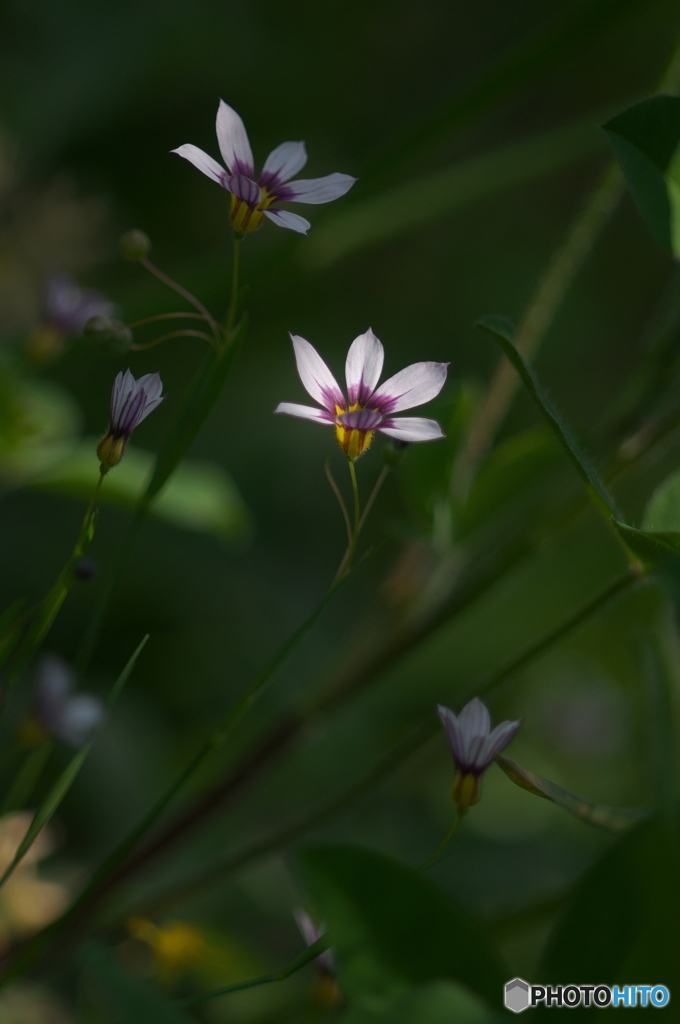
504;979;670;1012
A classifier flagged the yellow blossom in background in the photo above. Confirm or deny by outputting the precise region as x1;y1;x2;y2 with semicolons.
127;917;213;984
0;812;69;952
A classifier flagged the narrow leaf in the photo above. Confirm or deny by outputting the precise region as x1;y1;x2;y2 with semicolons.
495;754;648;831
612;519;680;567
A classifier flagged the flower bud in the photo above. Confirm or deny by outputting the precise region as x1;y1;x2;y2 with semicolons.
84;316;133;354
451;769;480;807
97;432;127;470
119;229;151;262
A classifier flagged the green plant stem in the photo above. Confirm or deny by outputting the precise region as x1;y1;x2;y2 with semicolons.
416;808;467;871
0;741;53;815
131;328;217;351
140;257;220;339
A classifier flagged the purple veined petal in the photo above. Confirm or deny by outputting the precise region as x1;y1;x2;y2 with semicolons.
263;208;311;235
437;704;465;764
465;734;493;774
294;907;321;948
337;408;383;431
277;172;357;205
345;328;384;406
378;417;444;443
458;697;491;738
486;719;521;756
225;173;261;207
135;372;164;405
117;386;147;435
289;334;345;412
260;141;308;188
274;402;334;425
372;361;449;414
110;369;135;423
216;100;254;177
55;695;104;748
171;144;227;187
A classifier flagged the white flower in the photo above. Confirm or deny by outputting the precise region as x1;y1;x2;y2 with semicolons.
172;100;356;235
437;698;521;807
34;655;103;748
97;369;165;469
275;328;448;458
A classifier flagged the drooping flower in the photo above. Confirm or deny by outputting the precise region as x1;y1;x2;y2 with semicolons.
437;698;521;807
97;369;164;469
29;271;114;363
29;655;104;749
275;328;448;459
172;100;356;236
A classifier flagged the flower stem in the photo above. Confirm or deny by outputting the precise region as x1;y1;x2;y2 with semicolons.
416;807;467;871
140;257;220;338
333;460;361;583
325;458;352;547
131;328;217;351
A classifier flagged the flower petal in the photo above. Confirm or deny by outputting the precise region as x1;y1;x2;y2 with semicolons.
277;172;357;205
345;328;384;406
485;719;521;759
263;209;311;234
274;402;334;425
224;174;261;206
171;144;227;187
458;697;491;738
216;99;254;176
55;695;104;748
378;417;444;442
372;361;448;414
337;408;383;430
437;704;465;764
289;335;344;412
465;734;493;774
261;141;308;188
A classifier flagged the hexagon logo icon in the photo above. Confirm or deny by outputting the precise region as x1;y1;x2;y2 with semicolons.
505;978;530;1013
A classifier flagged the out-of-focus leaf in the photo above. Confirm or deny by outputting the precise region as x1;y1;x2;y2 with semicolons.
495;754;647;831
80;942;193;1024
604;96;680;254
643;466;680;533
612;520;680;567
338;981;503;1024
294;844;505;1008
459;427;562;534
0;379;81;481
475;316;618;516
306;109;611;265
32;441;250;542
540;816;680;987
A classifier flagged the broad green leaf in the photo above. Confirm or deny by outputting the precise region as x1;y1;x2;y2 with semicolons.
495;754;647;831
612;519;680;567
0;378;81;481
604;96;680;254
306;109;610;265
0;636;147;891
643;466;680;533
338;981;503;1024
540;816;680;987
80;942;193;1024
295;843;505;1008
33;442;250;542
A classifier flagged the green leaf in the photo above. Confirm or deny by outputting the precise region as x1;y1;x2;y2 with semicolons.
643;466;680;533
612;519;680;567
495;754;647;831
80;942;193;1024
294;843;505;1008
0;636;147;891
604;96;680;254
338;981;503;1024
306;109;611;265
475;315;619;516
33;442;250;542
540;816;680;985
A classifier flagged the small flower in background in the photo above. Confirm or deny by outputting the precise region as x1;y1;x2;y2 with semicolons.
97;368;164;470
172;100;356;236
294;908;341;1009
0;812;69;952
28;271;114;364
127;917;212;984
22;655;103;749
275;328;448;459
438;698;521;807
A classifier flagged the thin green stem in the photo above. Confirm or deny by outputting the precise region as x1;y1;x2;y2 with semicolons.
125;312;211;329
131;328;217;351
334;460;361;582
325;458;353;547
416;807;467;871
357;465;389;534
140;257;220;338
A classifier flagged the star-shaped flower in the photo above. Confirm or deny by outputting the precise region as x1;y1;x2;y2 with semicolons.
97;369;165;469
172;100;356;236
275;328;448;459
437;698;521;807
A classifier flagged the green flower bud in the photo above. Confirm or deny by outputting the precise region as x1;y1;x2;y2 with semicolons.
119;229;151;261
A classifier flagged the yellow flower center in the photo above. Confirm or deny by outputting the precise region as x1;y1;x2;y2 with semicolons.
451;770;480;807
334;403;375;460
230;185;276;234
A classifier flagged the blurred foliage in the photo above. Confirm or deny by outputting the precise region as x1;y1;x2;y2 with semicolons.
1;0;680;1018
